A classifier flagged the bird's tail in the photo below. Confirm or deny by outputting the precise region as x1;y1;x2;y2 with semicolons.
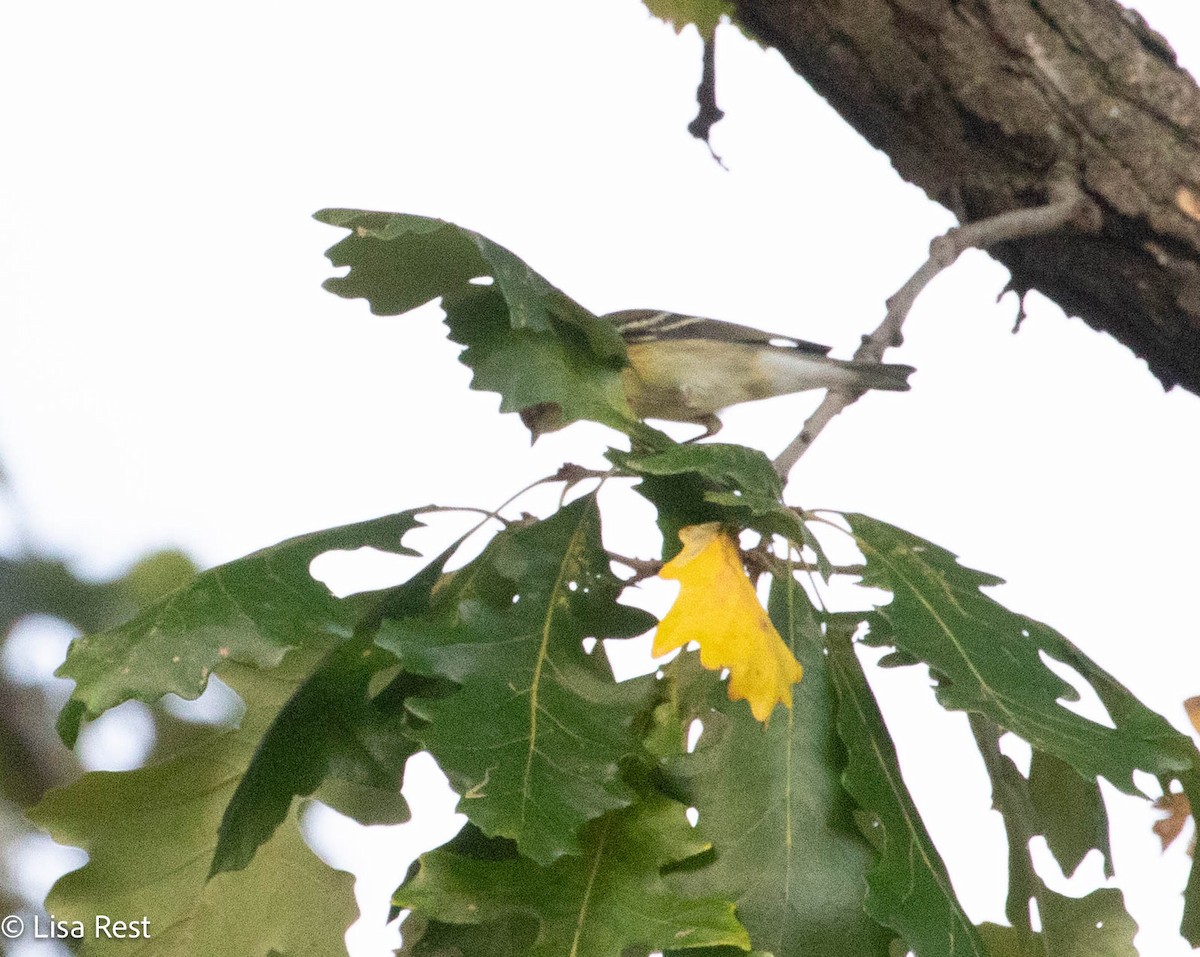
850;360;915;392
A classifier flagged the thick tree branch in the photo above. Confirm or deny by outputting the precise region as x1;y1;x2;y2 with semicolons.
731;0;1200;396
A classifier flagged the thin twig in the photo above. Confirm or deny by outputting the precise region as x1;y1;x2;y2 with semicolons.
449;465;604;559
608;544;862;584
758;552;865;579
772;179;1100;480
607;552;663;582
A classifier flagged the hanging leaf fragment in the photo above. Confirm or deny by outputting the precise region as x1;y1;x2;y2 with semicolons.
654;522;802;722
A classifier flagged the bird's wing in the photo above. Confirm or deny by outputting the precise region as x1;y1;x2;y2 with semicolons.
603;309;832;355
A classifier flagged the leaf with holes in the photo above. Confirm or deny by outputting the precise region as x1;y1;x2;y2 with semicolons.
211;541;463;876
1028;748;1112;878
659;575;892;957
55;509;432;746
979;887;1137;957
375;495;657;865
970;716;1138;954
396;799;749;957
317;209;644;438
847;514;1195;793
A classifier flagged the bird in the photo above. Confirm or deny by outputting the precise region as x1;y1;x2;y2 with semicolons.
521;308;914;440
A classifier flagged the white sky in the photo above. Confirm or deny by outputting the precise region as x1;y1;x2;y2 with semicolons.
2;1;1200;955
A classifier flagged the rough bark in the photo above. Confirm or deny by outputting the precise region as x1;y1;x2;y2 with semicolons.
731;0;1200;396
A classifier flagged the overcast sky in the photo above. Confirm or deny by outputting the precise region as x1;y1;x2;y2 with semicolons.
3;2;1200;955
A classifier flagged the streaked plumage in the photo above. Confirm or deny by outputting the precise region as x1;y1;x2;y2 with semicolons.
521;309;914;439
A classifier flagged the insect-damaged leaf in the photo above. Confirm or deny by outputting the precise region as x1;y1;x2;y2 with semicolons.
659;576;892;957
847;514;1195;792
55;509;432;745
317;209;642;437
376;495;657;865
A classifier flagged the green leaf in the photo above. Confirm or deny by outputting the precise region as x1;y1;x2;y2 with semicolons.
397;912;538;957
978;887;1137;957
55;509;430;746
967;714;1045;932
826;625;989;957
847;513;1195;792
965;710;1139;952
611;444;826;565
396;798;749;957
316;209;639;435
29;653;357;957
210;638;418;876
376;495;657;865
660;575;892;957
1028;748;1111;878
212;533;474;875
1178;771;1200;946
642;0;734;38
1;548;196;638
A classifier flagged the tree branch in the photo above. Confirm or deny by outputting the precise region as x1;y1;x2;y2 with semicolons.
731;0;1200;397
774;178;1098;479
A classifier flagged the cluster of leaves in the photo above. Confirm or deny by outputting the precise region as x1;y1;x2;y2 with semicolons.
25;212;1200;957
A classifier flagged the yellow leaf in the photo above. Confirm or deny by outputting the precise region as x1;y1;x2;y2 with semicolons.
654;523;803;722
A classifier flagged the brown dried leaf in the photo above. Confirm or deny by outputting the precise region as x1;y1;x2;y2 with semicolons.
1153;792;1193;852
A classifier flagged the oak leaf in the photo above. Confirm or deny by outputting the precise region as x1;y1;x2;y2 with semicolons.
654;523;802;721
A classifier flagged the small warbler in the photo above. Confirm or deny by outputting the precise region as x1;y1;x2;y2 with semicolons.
521;309;915;439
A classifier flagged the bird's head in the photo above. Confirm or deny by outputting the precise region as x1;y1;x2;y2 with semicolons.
518;402;565;443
